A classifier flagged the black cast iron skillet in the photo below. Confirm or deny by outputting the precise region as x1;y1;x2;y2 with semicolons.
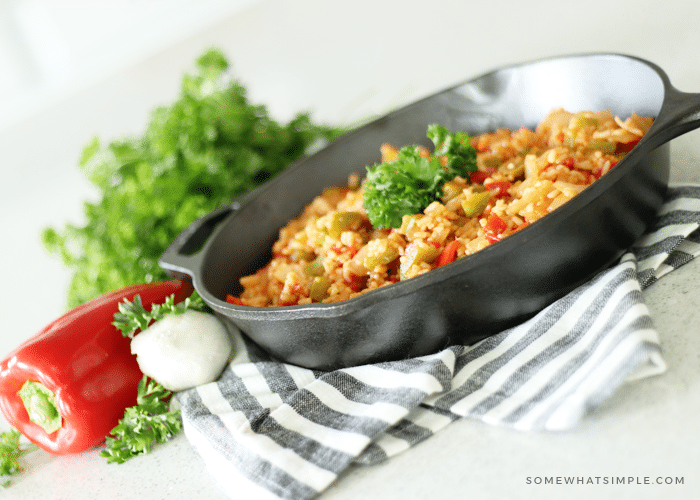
160;53;700;370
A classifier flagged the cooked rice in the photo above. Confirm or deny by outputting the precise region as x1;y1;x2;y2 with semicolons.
228;109;653;307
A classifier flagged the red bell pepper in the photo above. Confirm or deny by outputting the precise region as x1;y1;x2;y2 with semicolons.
0;280;193;456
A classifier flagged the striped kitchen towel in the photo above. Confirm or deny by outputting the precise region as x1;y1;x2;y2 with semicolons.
177;184;700;500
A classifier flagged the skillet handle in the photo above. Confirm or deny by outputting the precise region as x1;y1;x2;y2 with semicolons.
644;87;700;150
158;200;241;281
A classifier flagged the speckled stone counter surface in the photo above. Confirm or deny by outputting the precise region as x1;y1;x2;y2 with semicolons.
2;1;699;499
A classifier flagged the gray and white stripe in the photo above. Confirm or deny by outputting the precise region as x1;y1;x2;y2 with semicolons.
178;183;700;500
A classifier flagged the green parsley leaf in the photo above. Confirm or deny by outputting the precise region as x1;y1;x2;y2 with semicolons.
428;124;478;174
100;376;182;464
1;429;36;488
113;292;207;338
363;124;478;229
43;48;345;308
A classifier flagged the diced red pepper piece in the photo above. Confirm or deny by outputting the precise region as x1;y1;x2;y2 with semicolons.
485;180;511;198
436;240;460;267
616;139;640;154
226;294;244;305
484;213;508;243
344;274;365;293
470;167;497;185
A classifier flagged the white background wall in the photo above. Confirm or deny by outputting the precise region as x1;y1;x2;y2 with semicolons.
0;0;258;128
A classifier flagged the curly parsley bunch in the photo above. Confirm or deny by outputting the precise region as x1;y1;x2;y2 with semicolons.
43;49;343;308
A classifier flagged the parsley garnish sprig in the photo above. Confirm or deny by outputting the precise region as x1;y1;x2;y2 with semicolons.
100;376;182;464
363;124;477;229
1;429;36;488
113;292;207;338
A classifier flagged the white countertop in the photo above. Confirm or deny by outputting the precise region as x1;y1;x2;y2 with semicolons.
1;0;699;498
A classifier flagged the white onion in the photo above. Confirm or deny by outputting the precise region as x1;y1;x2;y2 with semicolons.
130;310;232;391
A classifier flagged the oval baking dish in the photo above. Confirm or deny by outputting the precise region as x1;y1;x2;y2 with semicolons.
160;53;700;370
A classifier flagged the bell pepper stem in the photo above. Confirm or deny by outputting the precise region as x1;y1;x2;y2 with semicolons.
18;381;63;434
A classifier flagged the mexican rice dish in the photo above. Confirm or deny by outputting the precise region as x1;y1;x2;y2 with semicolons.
226;108;653;307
